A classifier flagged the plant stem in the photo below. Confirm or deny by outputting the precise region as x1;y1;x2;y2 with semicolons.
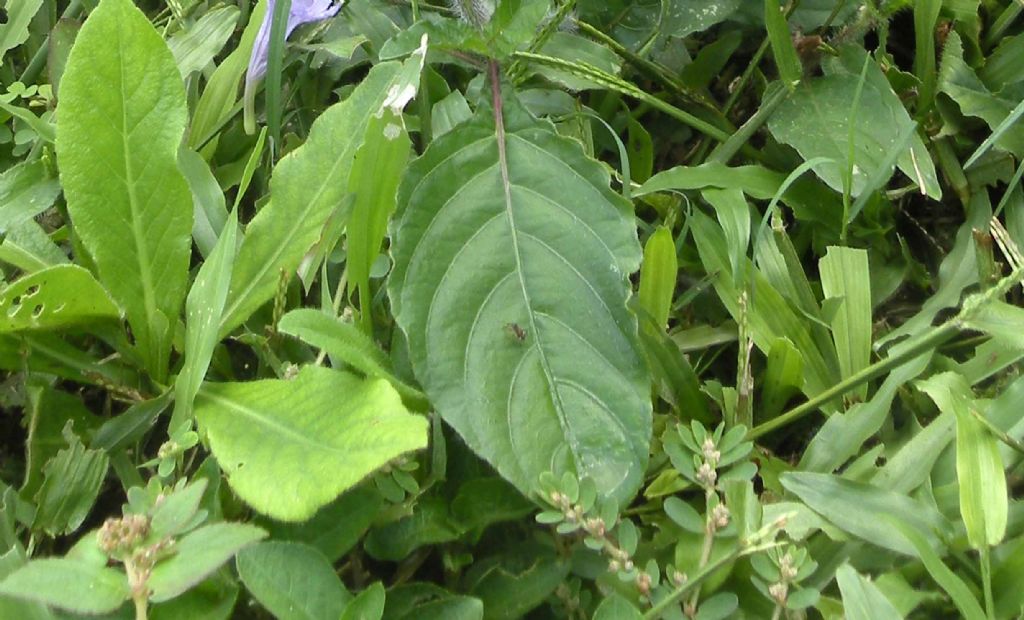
511;51;766;163
747;322;958;440
981;545;995;620
134;596;148;620
749;263;1024;441
643;540;778;619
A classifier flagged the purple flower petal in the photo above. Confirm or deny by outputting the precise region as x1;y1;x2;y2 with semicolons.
246;0;343;90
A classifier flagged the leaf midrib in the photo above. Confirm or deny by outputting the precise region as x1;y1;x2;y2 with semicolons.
116;13;159;344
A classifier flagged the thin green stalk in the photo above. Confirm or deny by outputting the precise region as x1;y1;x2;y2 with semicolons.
511;51;766;163
749;264;1024;440
133;595;148;620
575;20;720;115
748;322;958;440
709;81;789;165
723;39;769;116
981;545;995;620
970;408;1024;456
644;539;780;619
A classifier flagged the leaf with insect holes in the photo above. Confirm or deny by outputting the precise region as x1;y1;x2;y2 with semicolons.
389;89;651;506
0;265;120;332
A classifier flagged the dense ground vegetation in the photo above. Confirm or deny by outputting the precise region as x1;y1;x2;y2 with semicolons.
2;0;1024;618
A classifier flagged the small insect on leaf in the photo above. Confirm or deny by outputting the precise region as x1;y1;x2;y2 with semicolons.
505;322;527;342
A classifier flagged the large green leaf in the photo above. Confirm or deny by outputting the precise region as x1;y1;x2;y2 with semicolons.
940;31;1024;156
220;46;425;336
768;46;940;200
57;0;194;380
389;91;651;505
194;366;428;521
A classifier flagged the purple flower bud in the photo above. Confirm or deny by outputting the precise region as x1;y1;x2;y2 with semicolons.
246;0;343;90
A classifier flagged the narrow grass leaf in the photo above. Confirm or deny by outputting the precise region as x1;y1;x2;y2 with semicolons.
918;372;1007;548
913;0;941;110
836;564;902;620
781;471;947;555
890;518;986;620
819;247;872;400
220;60;408;335
764;0;801;87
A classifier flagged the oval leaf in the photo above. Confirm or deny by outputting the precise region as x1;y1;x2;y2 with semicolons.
389;92;651;504
236;541;349;620
195;366;428;521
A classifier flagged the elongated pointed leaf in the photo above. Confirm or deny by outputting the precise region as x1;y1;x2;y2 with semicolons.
195;367;428;520
57;0;194;380
638;226;677;334
918;372;1007;548
890;518;986;620
389;91;651;504
172;208;239;434
781;471;947;556
819;246;871;400
220;44;424;335
0;0;43;63
277;309;426;407
836;564;902;620
148;523;266;603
